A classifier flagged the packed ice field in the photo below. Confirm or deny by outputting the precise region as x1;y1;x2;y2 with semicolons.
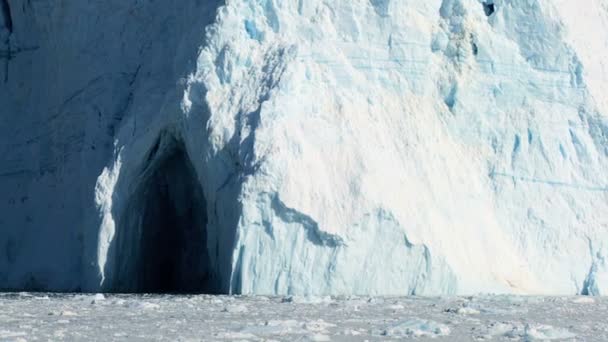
0;293;606;341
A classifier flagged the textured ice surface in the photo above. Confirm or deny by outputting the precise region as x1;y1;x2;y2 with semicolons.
375;318;451;338
0;294;606;341
1;0;608;295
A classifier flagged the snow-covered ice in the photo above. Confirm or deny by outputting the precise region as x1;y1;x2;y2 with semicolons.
0;0;607;295
0;294;605;341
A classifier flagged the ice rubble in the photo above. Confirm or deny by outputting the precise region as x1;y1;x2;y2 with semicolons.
0;0;607;295
376;319;451;338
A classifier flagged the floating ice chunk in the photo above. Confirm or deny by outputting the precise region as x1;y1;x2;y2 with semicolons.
388;304;405;310
303;320;336;333
281;296;332;304
377;318;451;338
209;298;224;305
456;307;480;315
242;320;307;335
572;296;595;304
214;331;257;340
111;298;126;306
0;330;27;338
476;322;518;340
306;334;331;341
366;297;385;304
480;322;576;340
130;302;160;310
343;329;363;336
222;304;248;313
445;303;481;315
90;293;105;304
524;324;577;340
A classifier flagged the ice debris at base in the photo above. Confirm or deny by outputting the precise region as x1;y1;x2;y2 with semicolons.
572;296;595;304
222;304;248;313
0;294;602;341
1;0;608;295
478;322;576;341
281;295;333;304
376;318;451;338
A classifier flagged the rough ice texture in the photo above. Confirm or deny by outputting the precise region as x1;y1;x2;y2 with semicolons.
0;0;607;295
2;294;605;341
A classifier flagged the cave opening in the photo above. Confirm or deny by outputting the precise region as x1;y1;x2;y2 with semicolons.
109;136;222;294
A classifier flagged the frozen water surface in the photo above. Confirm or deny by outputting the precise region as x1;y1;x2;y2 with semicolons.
0;294;606;341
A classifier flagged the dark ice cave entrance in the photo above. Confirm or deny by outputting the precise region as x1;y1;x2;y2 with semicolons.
109;136;222;294
482;1;495;16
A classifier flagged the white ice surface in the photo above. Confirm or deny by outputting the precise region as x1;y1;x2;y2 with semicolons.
0;0;607;295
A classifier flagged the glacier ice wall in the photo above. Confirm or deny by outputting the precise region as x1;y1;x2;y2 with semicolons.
1;0;607;295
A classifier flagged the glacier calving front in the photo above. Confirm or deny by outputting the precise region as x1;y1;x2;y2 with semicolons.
0;0;607;295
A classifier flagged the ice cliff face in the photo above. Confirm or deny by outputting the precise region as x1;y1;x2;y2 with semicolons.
1;0;607;295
